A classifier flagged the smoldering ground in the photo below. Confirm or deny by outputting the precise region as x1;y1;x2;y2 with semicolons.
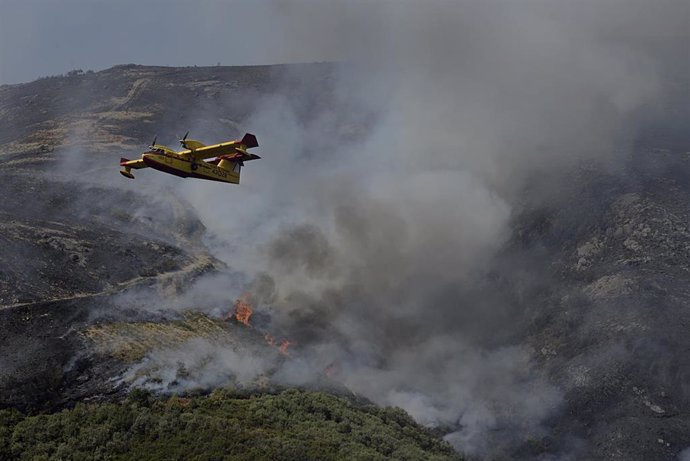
40;0;688;458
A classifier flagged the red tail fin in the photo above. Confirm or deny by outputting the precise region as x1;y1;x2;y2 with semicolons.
240;133;258;149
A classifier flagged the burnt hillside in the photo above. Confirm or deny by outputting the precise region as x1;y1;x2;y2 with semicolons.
1;63;690;460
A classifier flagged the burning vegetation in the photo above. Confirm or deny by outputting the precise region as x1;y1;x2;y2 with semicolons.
231;293;253;326
229;293;293;356
265;333;292;356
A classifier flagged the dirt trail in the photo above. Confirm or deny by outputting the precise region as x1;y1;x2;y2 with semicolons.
0;253;216;311
110;78;150;111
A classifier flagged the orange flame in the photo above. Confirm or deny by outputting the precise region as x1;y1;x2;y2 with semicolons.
233;293;253;326
324;361;339;378
228;293;294;357
264;333;292;356
279;339;292;356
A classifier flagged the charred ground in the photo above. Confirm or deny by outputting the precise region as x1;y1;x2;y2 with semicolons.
0;63;340;410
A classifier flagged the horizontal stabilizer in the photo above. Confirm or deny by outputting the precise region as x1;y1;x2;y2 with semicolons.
220;151;261;162
120;157;130;165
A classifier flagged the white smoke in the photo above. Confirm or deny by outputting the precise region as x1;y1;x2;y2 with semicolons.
120;337;276;393
105;1;685;457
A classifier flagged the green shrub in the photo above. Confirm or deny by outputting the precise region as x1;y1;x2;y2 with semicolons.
0;390;462;461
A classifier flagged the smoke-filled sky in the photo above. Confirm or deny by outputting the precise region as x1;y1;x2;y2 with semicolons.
1;0;688;85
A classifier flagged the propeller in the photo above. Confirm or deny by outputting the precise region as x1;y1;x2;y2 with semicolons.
177;131;199;170
148;135;157;149
179;131;189;149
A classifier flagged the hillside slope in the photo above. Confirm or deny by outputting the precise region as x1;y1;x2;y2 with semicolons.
1;63;690;459
0;64;464;460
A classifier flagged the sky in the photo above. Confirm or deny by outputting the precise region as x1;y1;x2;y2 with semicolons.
0;0;330;84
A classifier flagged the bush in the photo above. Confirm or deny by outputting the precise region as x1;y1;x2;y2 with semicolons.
0;390;462;460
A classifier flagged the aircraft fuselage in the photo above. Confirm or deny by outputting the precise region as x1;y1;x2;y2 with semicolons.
142;151;240;184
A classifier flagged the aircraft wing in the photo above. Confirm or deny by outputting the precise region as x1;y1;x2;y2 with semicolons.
180;133;259;161
180;140;242;161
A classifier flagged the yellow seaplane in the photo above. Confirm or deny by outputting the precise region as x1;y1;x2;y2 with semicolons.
119;132;260;184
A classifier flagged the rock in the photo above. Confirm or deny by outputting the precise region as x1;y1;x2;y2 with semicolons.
584;274;634;299
623;238;642;252
577;237;604;258
576;257;590;271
